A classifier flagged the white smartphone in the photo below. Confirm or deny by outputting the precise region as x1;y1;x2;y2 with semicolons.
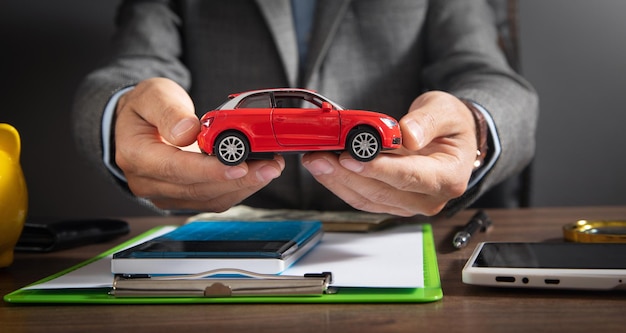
462;242;626;290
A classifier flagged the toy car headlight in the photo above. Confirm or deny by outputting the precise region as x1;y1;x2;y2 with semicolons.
380;117;398;129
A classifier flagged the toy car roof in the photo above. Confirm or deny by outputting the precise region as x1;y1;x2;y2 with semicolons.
227;88;319;100
221;88;345;110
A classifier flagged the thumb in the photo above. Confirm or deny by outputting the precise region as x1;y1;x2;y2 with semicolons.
399;91;470;151
120;78;199;147
399;94;438;151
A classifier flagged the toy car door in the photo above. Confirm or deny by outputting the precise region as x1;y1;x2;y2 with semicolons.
271;92;340;147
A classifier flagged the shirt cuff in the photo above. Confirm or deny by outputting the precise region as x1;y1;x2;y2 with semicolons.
463;100;501;189
102;86;135;182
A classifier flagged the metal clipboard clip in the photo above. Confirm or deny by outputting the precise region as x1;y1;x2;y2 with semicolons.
111;269;333;297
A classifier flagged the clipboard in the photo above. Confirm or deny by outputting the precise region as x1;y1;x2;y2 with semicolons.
4;224;442;304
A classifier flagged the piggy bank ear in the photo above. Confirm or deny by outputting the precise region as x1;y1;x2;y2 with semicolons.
0;124;21;161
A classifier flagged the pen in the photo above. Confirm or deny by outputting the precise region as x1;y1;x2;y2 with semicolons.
452;210;492;249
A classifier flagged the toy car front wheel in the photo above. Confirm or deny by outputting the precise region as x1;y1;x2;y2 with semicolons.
348;127;381;162
214;131;250;166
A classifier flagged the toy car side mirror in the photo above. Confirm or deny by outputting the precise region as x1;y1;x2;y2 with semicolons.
322;102;332;112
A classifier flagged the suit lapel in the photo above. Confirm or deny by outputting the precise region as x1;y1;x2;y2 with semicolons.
303;0;352;87
255;0;299;87
255;0;352;87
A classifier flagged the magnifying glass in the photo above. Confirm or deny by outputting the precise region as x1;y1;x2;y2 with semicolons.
563;220;626;243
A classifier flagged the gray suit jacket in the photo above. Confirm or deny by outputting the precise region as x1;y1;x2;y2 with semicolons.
73;0;538;214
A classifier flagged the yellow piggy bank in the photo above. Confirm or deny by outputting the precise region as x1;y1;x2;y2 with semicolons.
0;123;28;268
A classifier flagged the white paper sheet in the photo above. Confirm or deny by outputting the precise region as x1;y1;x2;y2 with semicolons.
25;224;424;290
284;224;424;287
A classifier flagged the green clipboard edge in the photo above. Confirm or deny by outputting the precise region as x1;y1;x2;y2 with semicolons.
4;224;442;304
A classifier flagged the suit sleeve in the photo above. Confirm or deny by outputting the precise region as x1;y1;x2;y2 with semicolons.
422;0;539;213
71;0;190;182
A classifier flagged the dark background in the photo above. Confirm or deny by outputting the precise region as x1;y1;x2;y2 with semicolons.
1;0;155;217
2;0;625;219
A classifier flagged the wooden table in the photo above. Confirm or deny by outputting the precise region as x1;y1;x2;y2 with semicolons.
2;206;626;332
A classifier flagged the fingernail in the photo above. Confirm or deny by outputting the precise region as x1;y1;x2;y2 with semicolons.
405;119;424;147
256;166;281;182
171;118;196;139
225;166;247;179
303;159;334;176
340;158;364;173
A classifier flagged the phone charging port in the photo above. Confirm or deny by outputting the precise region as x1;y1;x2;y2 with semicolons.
544;279;560;285
495;276;516;283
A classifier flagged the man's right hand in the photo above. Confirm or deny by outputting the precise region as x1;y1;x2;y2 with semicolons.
113;78;285;212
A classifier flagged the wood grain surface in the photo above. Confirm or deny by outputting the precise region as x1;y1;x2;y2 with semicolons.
2;207;626;332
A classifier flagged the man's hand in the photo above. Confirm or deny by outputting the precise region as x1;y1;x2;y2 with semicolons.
302;91;478;217
114;78;284;212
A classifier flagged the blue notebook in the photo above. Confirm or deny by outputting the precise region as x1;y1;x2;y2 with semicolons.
111;221;323;275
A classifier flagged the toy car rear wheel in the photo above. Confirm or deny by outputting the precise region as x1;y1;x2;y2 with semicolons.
348;127;381;162
214;131;250;166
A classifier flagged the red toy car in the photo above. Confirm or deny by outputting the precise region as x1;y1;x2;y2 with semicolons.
197;88;402;165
